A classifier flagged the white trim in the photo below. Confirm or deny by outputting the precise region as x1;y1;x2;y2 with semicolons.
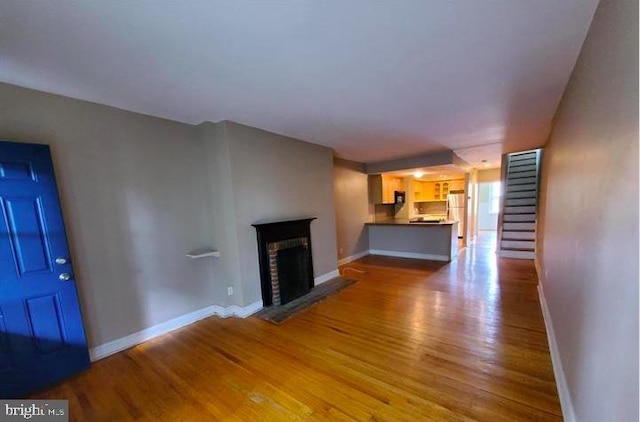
534;257;544;282
337;250;370;266
314;269;340;285
369;249;449;262
536;271;575;422
221;300;263;318
89;300;263;362
185;249;220;259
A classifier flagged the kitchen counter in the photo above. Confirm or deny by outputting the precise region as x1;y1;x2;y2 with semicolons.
367;220;459;262
366;219;457;226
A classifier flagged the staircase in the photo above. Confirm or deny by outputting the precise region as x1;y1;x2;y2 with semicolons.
498;149;542;259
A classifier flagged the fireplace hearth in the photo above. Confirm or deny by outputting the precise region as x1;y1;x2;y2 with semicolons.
252;218;316;307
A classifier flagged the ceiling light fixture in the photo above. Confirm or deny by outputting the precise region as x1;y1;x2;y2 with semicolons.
413;171;424;178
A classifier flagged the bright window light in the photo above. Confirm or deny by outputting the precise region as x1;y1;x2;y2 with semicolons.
490;181;501;214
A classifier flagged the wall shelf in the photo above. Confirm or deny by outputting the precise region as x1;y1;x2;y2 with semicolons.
186;249;220;259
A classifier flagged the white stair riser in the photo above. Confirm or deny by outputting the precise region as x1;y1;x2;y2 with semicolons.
502;231;536;240
508;170;538;178
501;240;535;250
504;214;536;222
503;222;536;230
510;153;537;162
509;163;537;172
507;184;537;192
499;250;535;259
504;198;536;206
508;177;538;186
504;206;537;214
505;191;537;199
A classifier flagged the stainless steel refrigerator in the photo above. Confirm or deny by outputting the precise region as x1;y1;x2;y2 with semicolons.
447;193;465;238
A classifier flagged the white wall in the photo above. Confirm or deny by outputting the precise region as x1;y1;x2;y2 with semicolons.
537;0;639;420
477;168;501;183
467;169;479;239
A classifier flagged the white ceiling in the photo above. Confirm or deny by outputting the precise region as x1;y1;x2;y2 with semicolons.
0;1;598;165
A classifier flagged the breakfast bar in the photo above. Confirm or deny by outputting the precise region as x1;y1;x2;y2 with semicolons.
366;220;459;262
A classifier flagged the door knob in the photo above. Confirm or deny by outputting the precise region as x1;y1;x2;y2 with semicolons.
55;257;69;265
59;273;72;281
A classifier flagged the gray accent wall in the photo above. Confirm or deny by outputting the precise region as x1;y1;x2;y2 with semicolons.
368;224;457;261
199;122;244;306
0;83;214;348
222;121;338;305
365;150;453;174
537;0;638;421
333;158;370;262
0;84;339;348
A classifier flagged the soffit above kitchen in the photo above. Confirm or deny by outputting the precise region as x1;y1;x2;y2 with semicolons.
0;1;598;165
385;165;466;182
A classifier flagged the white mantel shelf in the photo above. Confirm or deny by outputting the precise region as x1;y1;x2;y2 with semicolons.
186;249;220;259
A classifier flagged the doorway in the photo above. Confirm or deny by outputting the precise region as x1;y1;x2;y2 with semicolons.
0;140;90;397
474;181;501;251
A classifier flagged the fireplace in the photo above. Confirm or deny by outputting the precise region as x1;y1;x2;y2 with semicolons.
252;218;316;306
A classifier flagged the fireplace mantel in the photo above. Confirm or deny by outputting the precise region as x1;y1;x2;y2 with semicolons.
252;218;316;306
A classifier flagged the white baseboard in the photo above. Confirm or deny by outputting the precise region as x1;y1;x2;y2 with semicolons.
314;269;340;285
337;250;370;266
534;257;543;282
537;280;575;422
89;300;263;362
219;300;264;318
369;249;449;262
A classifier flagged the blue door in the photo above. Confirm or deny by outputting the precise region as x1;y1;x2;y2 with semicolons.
0;141;89;398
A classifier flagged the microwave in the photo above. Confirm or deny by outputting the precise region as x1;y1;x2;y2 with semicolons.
394;190;406;204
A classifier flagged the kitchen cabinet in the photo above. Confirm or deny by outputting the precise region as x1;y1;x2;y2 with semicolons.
434;182;447;200
370;175;404;204
448;179;466;192
412;178;465;202
412;180;431;201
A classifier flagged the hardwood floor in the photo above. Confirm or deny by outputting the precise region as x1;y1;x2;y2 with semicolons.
34;246;561;421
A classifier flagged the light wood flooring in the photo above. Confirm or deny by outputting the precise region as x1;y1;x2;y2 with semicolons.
34;243;561;421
